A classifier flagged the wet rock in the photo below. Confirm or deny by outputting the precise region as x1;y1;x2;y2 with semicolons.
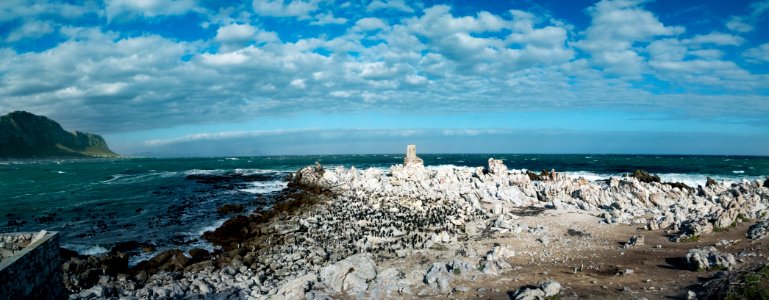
133;249;189;273
188;248;210;262
62;253;128;292
631;169;660;183
217;204;244;215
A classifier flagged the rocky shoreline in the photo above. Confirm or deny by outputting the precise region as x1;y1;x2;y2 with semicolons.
64;151;769;299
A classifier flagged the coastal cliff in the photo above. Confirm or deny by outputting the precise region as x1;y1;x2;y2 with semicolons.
0;111;118;159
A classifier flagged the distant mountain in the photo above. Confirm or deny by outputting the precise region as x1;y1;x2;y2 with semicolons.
0;111;119;159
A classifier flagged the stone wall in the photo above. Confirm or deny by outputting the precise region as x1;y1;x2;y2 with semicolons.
0;231;64;299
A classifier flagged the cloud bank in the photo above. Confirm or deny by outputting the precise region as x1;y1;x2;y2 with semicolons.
0;0;768;155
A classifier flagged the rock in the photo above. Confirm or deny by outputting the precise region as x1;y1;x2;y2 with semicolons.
273;273;317;300
217;204;244;215
320;253;377;294
368;268;411;298
684;246;737;271
631;170;660;183
133;249;189;273
423;262;451;293
706;177;718;187
513;280;561;299
541;280;561;297
488;158;508;175
514;287;545;300
675;220;713;242
188;248;210;262
764;177;769;188
624;235;644;248
747;221;769;240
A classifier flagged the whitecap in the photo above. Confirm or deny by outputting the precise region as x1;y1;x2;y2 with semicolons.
563;171;611;181
239;181;287;194
732;170;745;174
64;244;110;256
427;164;475;171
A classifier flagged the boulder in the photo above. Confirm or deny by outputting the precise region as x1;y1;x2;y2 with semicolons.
320;254;377;294
684;246;737;271
513;280;561;300
273;273;317;300
423;262;451;294
624;235;644;248
488;158;508;175
631;170;660;183
368;268;411;298
747;221;769;240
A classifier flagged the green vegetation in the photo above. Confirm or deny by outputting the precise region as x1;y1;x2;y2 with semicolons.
0;111;118;159
722;265;769;300
681;235;700;243
453;268;461;275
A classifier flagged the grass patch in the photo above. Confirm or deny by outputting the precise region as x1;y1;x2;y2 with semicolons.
453;268;461;275
680;235;700;243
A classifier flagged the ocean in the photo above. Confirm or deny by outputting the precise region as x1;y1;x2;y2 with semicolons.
2;154;768;264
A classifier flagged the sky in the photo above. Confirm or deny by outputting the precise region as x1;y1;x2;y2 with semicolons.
1;0;769;156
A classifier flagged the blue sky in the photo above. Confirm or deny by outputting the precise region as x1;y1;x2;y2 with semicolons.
1;0;769;156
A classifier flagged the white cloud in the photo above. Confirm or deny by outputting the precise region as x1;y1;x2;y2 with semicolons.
725;16;753;33
352;17;387;32
367;0;414;13
0;0;98;22
215;24;257;43
311;12;347;25
578;0;684;76
744;43;769;63
106;0;199;19
5;20;55;42
251;0;318;18
1;1;768;137
688;32;744;46
290;78;306;88
724;0;769;33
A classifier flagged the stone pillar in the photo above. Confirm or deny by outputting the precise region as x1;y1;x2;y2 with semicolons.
404;144;424;167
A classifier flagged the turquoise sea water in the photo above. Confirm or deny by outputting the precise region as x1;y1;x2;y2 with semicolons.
1;154;768;260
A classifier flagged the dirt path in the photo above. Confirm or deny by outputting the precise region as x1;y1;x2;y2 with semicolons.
376;210;767;299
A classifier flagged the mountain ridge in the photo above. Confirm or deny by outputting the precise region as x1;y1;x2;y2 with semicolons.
0;111;118;159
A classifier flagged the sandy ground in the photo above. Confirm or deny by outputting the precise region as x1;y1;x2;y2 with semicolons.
370;209;767;299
